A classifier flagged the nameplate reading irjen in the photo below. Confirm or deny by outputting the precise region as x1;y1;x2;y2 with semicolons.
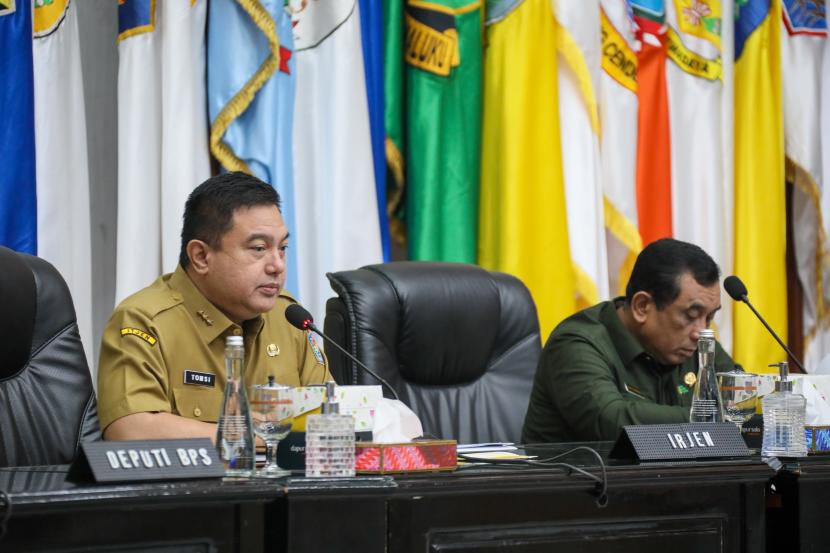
609;422;750;461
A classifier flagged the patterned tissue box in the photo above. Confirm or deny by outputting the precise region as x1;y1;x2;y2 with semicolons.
355;440;457;474
805;426;830;453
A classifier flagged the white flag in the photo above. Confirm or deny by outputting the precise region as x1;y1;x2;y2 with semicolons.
665;0;734;352
781;1;829;370
291;0;383;324
116;0;210;304
554;0;610;308
599;0;642;296
32;0;93;369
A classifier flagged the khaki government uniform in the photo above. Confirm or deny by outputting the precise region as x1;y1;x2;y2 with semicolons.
97;266;331;431
522;298;735;443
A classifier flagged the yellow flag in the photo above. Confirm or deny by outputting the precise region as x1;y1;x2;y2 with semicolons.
479;0;575;338
733;0;787;373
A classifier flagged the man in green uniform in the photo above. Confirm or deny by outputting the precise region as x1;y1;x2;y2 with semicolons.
98;172;331;441
522;238;736;443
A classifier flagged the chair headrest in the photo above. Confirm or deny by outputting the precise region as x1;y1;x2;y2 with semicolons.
333;262;508;386
0;246;37;379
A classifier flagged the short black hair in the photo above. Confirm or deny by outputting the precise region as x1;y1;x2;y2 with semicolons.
625;238;720;309
179;172;281;268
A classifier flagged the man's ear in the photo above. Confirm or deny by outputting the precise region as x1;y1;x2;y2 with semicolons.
629;291;653;324
186;240;211;275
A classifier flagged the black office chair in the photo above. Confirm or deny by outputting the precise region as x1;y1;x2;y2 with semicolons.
0;246;100;466
324;261;541;443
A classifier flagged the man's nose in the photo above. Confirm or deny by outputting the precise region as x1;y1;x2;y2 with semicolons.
266;248;285;275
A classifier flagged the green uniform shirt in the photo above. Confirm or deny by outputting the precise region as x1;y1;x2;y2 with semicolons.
521;298;735;443
97;266;331;431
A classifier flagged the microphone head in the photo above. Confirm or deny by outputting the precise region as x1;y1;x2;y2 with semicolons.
724;275;749;302
285;303;314;330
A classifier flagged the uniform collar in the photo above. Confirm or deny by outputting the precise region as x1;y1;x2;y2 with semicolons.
169;265;264;345
600;297;648;367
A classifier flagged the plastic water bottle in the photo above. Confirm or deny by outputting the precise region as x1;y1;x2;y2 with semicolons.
762;362;807;458
689;329;725;423
215;336;255;476
305;381;355;477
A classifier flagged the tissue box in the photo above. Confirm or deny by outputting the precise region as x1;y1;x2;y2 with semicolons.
355;440;457;474
291;385;382;433
805;426;830;453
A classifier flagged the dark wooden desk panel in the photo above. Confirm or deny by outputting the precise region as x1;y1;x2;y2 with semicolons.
0;467;277;553
388;447;773;553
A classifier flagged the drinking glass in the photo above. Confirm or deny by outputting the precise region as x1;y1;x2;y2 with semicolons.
717;371;760;427
249;380;294;478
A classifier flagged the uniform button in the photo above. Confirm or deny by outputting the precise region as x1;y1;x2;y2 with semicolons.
193;407;202;417
233;328;242;336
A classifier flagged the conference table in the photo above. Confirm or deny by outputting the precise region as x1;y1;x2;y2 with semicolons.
1;442;826;552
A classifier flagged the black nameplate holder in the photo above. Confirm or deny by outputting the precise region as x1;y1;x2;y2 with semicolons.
69;438;225;483
609;422;751;461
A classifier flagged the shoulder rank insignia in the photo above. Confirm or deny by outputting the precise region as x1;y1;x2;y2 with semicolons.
121;327;157;346
307;332;325;365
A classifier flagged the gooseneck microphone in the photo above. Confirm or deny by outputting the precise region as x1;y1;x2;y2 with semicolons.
724;275;806;373
285;304;400;400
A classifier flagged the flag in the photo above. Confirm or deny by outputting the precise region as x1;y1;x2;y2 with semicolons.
733;0;786;373
384;0;406;246
32;0;94;368
599;0;642;295
116;0;210;303
631;0;674;246
405;0;483;263
479;0;575;337
358;0;391;261
0;1;37;255
665;0;734;352
207;0;299;294
780;0;829;370
553;0;610;308
291;0;383;324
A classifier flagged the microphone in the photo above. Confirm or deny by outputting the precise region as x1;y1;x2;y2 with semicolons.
285;304;400;400
724;275;806;373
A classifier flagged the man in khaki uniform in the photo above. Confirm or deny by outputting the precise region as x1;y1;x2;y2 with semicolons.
98;172;331;440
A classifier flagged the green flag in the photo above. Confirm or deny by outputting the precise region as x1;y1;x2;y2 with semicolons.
386;0;483;262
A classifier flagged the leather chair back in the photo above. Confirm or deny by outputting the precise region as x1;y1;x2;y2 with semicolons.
0;246;100;466
325;262;540;443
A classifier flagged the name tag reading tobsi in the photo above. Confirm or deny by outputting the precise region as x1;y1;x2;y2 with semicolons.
69;438;224;483
609;422;750;461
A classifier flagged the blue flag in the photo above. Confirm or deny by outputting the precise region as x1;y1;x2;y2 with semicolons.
207;0;299;293
358;0;390;261
0;2;37;254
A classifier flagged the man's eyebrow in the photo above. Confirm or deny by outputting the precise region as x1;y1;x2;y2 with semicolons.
246;233;274;243
280;231;291;243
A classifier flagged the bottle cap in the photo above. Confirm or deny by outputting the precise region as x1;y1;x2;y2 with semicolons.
226;335;243;347
699;329;715;339
322;380;339;414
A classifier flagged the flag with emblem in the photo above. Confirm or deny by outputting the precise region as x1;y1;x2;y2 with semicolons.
0;0;37;255
631;0;674;247
599;0;642;295
732;0;786;373
479;0;575;337
405;0;483;263
116;0;210;303
553;0;610;309
780;0;829;370
32;0;94;366
665;0;734;352
207;0;299;294
291;0;383;325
